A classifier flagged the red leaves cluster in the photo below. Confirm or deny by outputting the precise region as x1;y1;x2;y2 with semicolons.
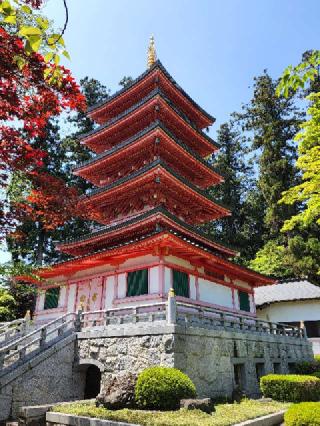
20;173;80;230
0;26;86;239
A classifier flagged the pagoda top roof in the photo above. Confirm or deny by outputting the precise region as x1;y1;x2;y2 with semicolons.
80;159;229;212
57;206;237;258
88;60;215;127
74;120;221;180
20;231;274;286
79;88;219;154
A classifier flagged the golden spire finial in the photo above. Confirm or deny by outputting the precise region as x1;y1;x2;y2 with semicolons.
147;35;157;69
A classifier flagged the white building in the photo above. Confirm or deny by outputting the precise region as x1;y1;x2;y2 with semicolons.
255;279;320;355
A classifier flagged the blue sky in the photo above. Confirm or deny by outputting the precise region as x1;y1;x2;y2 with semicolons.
1;0;319;264
42;0;319;130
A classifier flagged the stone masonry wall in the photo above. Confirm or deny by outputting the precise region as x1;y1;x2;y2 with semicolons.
0;321;313;421
173;326;313;398
0;335;82;422
77;322;313;400
76;324;176;395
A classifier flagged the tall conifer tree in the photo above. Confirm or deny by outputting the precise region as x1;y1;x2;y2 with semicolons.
235;71;303;240
206;121;264;261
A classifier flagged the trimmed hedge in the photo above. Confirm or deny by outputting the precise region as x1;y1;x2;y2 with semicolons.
260;374;320;402
284;402;320;425
135;366;196;410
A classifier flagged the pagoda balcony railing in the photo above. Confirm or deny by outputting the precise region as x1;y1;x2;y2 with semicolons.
78;296;306;340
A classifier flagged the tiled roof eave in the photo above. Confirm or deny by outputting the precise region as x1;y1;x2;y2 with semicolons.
73;120;223;180
56;206;237;256
35;230;273;285
79;88;219;151
87;60;215;124
79;159;230;214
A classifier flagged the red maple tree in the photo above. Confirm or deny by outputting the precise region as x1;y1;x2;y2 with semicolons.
0;3;86;240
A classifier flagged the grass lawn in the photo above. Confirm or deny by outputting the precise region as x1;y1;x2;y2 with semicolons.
52;399;289;426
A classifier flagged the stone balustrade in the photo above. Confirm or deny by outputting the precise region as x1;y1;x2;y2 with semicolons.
0;295;306;380
78;296;306;339
0;312;76;375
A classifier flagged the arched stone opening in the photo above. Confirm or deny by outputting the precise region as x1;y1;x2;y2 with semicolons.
76;359;104;400
84;365;101;399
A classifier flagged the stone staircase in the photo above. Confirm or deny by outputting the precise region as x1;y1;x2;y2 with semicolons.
0;313;80;422
0;319;28;349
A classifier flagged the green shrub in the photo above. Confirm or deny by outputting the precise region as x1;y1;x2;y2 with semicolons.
260;374;320;402
284;402;320;425
315;355;320;362
293;360;320;374
135;366;196;410
312;371;320;379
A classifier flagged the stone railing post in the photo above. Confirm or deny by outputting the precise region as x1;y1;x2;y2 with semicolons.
75;309;83;332
39;327;47;348
24;310;32;332
300;320;307;338
0;351;5;370
167;288;176;325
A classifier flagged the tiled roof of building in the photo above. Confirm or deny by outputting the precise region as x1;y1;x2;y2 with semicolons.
255;279;320;307
88;60;215;123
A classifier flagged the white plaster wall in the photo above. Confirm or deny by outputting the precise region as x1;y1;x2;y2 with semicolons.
250;294;256;313
149;266;159;294
257;300;320;323
113;297;162;308
189;275;197;300
234;289;240;310
164;256;194;270
164;267;171;293
67;284;77;312
198;278;233;308
309;338;320;355
37;290;45;311
58;286;67;308
120;255;159;269
105;275;115;309
234;279;251;290
117;273;127;299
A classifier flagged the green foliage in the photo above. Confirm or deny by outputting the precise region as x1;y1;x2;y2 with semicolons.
0;287;16;321
293;360;320;375
52;399;289;426
277;50;320;97
280;93;320;235
0;0;70;83
248;241;291;278
235;71;302;240
315;355;320;362
135;366;196;410
260;374;320;402
206;121;264;261
248;234;320;282
0;262;37;318
284;402;320;426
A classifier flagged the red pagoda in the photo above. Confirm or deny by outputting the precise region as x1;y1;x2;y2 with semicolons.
29;38;274;323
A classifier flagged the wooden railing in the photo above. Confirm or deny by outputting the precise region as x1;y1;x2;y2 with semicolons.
0;312;77;374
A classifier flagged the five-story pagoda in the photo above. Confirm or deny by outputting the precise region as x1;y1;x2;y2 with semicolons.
28;38;274;323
